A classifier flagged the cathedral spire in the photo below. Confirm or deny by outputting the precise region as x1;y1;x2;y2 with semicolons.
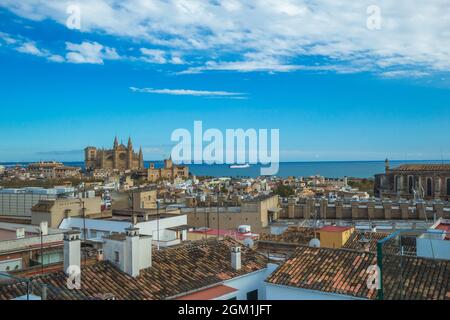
113;136;119;148
139;146;144;169
127;136;133;150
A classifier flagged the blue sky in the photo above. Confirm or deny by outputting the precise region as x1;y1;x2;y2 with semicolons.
0;1;449;162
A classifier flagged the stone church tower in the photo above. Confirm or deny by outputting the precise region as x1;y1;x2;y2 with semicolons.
85;137;144;171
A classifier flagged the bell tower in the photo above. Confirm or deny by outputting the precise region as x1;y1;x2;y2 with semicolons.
127;137;133;170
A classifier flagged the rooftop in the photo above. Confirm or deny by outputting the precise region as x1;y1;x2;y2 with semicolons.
0;228;35;241
189;228;257;240
434;222;450;240
0;238;267;300
266;246;450;300
392;164;450;172
318;225;353;233
176;284;237;300
342;231;390;252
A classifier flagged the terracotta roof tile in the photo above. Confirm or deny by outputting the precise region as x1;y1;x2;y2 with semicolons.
266;246;450;300
0;238;266;300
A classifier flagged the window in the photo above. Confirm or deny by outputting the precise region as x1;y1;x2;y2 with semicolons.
395;176;401;192
427;178;433;196
114;251;120;263
246;290;258;301
408;176;414;194
447;179;450;196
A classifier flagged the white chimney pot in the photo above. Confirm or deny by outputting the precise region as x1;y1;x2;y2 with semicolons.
64;231;81;276
231;246;242;271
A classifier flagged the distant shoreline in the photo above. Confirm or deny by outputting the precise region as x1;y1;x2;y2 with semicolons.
2;159;449;179
1;159;449;165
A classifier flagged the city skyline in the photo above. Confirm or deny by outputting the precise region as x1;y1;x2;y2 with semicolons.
0;2;449;162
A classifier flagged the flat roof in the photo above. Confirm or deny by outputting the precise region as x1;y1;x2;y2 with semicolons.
167;225;191;232
0;228;36;241
177;284;237;300
319;225;353;233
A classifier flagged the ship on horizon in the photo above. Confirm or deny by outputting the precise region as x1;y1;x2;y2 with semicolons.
229;163;251;169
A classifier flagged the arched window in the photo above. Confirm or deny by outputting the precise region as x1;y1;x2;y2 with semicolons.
427;178;433;197
395;176;401;192
447;178;450;196
408;176;414;194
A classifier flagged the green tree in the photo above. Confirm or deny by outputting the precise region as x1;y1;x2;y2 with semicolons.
274;185;295;197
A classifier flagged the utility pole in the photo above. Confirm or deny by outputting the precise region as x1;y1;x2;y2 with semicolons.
156;200;160;251
217;191;220;240
82;197;87;266
39;227;44;274
79;187;87;267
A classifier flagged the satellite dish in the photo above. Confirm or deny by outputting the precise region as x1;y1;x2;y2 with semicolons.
309;238;320;248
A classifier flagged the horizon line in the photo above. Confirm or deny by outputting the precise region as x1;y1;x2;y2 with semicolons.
1;159;450;164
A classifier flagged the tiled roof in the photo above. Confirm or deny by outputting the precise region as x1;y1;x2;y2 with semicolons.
177;284;237;300
343;231;391;252
266;246;450;300
382;254;450;300
259;227;316;245
393;164;450;172
319;226;353;233
266;246;377;299
0;238;266;300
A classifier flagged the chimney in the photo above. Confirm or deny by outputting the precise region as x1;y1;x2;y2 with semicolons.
64;231;81;275
40;221;48;236
231;246;241;270
125;227;140;277
16;228;25;239
103;227;152;277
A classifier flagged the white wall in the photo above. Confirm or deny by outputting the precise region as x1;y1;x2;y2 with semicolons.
265;283;366;300
137;215;187;241
103;239;125;271
59;215;187;245
218;263;278;300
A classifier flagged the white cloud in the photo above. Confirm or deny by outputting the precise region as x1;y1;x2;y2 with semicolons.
14;40;65;63
16;42;47;57
140;48;167;64
65;41;120;64
379;70;430;78
1;1;449;77
0;31;17;44
170;54;184;65
130;86;246;97
47;54;65;63
139;48;186;65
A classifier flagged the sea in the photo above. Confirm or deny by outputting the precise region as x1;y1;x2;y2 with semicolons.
1;160;450;179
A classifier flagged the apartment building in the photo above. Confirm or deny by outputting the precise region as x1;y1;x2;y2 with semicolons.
0;222;65;272
0;187;75;220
